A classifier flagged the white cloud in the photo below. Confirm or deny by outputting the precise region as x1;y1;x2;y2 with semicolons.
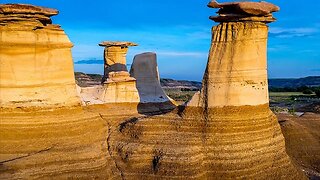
269;27;318;38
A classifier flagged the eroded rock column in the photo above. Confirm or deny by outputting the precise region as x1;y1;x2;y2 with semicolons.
184;1;306;179
99;42;140;103
0;4;80;108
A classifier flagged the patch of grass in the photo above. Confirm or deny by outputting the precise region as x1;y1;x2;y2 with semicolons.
269;92;305;97
164;89;198;104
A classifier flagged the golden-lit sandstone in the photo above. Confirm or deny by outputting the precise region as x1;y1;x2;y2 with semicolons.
0;4;80;108
0;2;309;180
0;4;119;180
99;42;140;103
182;1;306;179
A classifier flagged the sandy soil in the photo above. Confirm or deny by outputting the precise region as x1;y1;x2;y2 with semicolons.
278;112;320;179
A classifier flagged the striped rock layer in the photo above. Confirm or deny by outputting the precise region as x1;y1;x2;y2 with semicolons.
0;2;307;180
181;3;305;179
0;4;80;108
0;105;306;179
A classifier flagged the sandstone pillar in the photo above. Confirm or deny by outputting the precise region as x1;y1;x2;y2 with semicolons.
184;1;306;178
98;42;140;103
0;4;81;109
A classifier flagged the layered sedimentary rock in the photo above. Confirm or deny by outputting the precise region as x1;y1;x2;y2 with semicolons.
0;2;308;179
99;41;137;83
99;42;140;103
0;4;118;179
182;1;305;178
99;1;305;179
207;1;279;23
130;52;171;103
0;105;140;179
0;4;80;108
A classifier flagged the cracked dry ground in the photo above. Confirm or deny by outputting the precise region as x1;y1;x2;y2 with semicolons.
0;105;319;179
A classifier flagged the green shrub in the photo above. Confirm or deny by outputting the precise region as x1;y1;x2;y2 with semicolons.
302;89;313;95
315;89;320;98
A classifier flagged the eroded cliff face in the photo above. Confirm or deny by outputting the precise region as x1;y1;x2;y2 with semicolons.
0;2;308;180
0;4;80;108
97;1;305;179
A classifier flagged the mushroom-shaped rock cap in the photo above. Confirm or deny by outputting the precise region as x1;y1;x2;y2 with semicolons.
208;1;279;16
99;41;138;48
0;4;58;16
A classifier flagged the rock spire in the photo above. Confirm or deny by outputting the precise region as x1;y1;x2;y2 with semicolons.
98;41;140;103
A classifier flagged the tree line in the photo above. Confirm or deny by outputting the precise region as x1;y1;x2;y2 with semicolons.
270;86;320;97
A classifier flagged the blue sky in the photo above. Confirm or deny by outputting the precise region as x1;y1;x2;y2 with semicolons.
2;0;320;81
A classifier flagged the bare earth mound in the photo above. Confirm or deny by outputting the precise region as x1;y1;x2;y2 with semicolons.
278;113;320;179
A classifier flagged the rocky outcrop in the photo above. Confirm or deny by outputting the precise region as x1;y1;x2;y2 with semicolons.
188;22;270;107
78;1;305;179
99;41;137;83
0;4;80;108
182;1;306;179
208;1;279;23
0;2;309;179
130;52;171;103
98;42;140;103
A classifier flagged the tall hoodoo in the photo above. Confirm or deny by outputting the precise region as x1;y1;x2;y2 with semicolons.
0;4;80;108
99;41;138;83
99;41;140;103
189;1;279;108
184;1;306;178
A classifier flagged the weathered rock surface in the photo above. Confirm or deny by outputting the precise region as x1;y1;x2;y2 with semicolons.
188;22;269;107
99;41;138;83
100;71;140;103
183;1;305;179
0;105;139;179
0;4;80;108
98;42;140;103
130;52;171;103
0;2;310;179
208;1;280;23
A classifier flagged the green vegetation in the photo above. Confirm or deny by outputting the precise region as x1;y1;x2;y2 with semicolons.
270;85;319;97
164;89;197;104
315;89;320;98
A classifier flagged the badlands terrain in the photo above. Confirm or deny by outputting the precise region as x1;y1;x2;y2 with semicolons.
0;1;319;179
75;73;320;179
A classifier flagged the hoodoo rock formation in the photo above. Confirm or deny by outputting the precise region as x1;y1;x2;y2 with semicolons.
0;4;80;108
130;52;171;103
98;41;140;103
183;0;306;178
0;4;121;179
0;2;309;180
98;1;306;179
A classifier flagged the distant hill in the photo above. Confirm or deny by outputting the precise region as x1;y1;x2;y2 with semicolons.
75;72;319;89
268;76;320;88
75;72;102;87
160;79;202;90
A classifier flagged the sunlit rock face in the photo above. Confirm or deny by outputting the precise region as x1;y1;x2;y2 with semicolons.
0;2;307;180
188;22;269;107
102;1;305;179
98;42;140;103
179;1;306;179
0;4;115;179
0;4;80;108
